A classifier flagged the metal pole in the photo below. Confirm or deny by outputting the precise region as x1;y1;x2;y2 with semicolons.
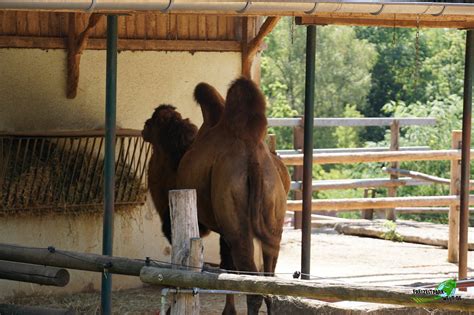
301;25;316;280
101;15;118;315
459;30;474;280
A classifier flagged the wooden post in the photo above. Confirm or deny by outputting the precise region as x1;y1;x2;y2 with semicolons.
293;116;304;229
386;120;399;221
361;189;375;220
268;134;277;154
448;130;462;263
169;189;202;315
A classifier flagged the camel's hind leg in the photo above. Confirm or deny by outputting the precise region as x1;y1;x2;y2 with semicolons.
229;238;264;315
263;253;279;315
220;236;237;315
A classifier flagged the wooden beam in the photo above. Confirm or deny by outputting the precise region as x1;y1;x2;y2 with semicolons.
241;16;280;78
67;13;103;99
297;14;474;29
140;266;474;312
0;35;241;51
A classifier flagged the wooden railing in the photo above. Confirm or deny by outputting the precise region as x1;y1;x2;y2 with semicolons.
268;117;469;262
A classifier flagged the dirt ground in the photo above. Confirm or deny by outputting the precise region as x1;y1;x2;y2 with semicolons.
3;226;474;314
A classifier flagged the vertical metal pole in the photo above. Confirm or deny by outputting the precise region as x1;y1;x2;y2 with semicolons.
101;15;117;315
459;30;474;280
301;25;316;280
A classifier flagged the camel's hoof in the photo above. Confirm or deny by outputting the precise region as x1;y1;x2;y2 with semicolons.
222;305;237;315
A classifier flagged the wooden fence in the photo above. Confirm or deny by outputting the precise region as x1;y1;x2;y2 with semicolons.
268;117;469;262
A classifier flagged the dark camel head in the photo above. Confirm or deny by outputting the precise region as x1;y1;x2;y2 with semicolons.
142;104;198;170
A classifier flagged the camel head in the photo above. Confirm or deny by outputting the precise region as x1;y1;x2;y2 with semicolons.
142;104;198;169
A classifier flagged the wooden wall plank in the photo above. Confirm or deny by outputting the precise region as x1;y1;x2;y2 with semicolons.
145;13;157;39
16;12;28;35
188;15;198;40
135;13;146;38
156;14;167;39
198;16;206;40
26;12;40;35
48;13;61;37
93;16;107;38
226;17;234;41
177;15;189;40
168;14;177;40
206;16;218;39
39;12;49;36
58;12;67;37
124;15;136;38
217;16;227;40
0;11;5;34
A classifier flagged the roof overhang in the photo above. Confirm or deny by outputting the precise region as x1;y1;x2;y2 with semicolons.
2;1;474;28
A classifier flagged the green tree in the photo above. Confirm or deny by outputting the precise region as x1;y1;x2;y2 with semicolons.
262;19;376;148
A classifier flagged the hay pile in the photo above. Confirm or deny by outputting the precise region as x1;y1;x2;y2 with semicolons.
0;137;149;215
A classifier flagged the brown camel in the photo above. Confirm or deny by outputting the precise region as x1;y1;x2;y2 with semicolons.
177;78;289;315
142;104;203;242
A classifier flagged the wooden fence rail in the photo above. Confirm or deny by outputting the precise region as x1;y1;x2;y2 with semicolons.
287;195;474;211
280;149;468;165
140;266;474;312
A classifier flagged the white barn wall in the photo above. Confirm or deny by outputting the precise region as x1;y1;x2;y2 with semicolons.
0;48;239;298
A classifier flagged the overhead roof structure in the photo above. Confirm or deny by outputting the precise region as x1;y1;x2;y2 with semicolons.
2;1;474;28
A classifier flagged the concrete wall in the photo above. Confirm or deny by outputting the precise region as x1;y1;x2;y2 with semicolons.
0;49;240;131
0;48;240;298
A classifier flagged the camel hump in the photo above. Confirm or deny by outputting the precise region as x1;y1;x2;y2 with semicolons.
223;77;267;143
194;82;225;128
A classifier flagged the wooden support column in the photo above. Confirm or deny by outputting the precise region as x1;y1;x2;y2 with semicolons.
448;130;462;263
67;13;103;99
241;16;280;79
386;120;400;221
169;189;202;315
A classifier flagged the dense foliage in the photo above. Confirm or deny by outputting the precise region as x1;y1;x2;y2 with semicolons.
261;19;467;222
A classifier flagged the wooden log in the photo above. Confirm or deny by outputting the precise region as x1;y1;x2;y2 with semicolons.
0;260;69;287
0;243;170;276
449;130;462;263
0;304;76;315
281;149;468;166
169;189;200;315
386;120;399;221
140;267;474;311
287;195;474;211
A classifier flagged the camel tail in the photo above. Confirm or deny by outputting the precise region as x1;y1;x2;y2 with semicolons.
194;82;225;128
223;77;267;143
248;150;280;256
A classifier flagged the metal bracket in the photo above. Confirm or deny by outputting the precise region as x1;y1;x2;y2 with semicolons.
237;1;252;14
